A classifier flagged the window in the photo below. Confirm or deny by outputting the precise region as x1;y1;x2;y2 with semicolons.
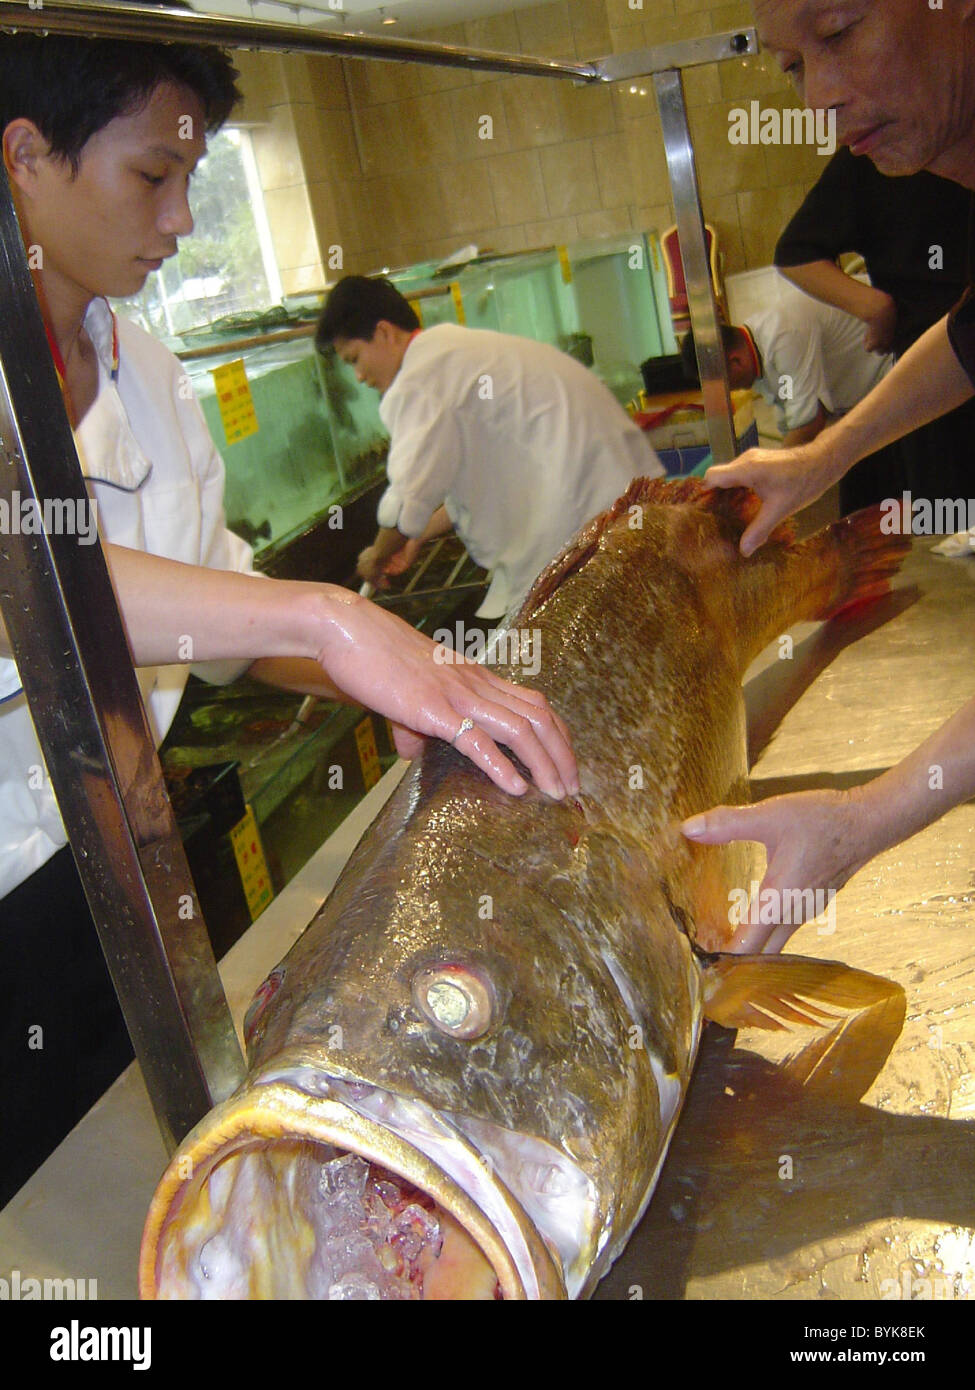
113;128;280;342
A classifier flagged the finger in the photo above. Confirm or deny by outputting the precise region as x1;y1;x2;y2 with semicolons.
453;698;568;799
739;510;777;557
392;724;425;760
471;670;579;792
681;803;768;847
702;460;751;491
450;721;530;796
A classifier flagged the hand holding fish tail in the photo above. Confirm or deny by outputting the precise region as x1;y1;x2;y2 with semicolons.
681;789;874;953
704;442;840;557
314;589;579;799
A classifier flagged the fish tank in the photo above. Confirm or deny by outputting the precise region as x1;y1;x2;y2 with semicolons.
174;316;389;560
385;231;677;407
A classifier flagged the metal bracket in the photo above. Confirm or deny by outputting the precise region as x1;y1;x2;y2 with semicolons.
591;29;758;83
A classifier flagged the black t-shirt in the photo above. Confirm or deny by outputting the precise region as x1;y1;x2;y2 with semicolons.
775;147;973;356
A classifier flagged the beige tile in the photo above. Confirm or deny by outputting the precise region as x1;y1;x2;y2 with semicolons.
306;179;344;265
344;56;424;108
450;83;512;159
701;192;744;281
304;56;349;112
487;148;549;225
401;91;461;168
281;264;327;297
356;104;404;177
709;1;756;29
737;183;811;269
606;0;676;24
383;170;448;245
515;1;574;59
438;165;499;237
521;216;580;246
233;51;286;119
609;22;648;55
689;101;767;199
592;131;632;209
303;106;361;183
576;207;636;239
540;139;602;217
635;204;676;238
623;115;672;209
414;24;474;93
465;12;523;84
264;184;321;271
719;51;793;102
251;107;302;192
503;78;565;147
556;81;618;141
683;62;721;108
568;0;611;58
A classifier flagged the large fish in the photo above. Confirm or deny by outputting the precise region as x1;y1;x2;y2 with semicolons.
140;478;909;1300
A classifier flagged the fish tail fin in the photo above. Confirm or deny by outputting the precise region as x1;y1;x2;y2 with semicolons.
700;953;906;1102
810;505;912;621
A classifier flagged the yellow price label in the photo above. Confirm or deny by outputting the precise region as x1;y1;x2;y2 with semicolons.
230;805;273;921
355;715;382;791
450;281;466;324
648;234;661;273
210;358;259;446
557;245;573;284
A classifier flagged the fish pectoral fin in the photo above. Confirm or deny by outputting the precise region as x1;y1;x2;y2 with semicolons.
700;953;907;1102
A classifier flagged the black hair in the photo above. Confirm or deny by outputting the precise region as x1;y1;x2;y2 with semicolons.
0;25;241;175
679;322;739;385
316;276;421;351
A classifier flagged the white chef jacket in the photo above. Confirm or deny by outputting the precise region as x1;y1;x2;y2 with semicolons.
377;324;662;619
0;298;254;901
746;289;893;433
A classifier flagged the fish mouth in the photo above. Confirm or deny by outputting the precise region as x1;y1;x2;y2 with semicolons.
139;1076;567;1300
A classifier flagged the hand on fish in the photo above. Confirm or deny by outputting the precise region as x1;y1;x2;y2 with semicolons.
682;786;875;953
317;589;579;800
704;444;838;556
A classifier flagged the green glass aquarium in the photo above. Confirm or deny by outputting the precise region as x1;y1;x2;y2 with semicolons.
177;323;389;559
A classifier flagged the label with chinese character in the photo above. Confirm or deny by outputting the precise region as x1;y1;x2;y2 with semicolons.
211;358;259;445
355;715;381;791
557;245;573;284
230;804;273;920
450;281;466;324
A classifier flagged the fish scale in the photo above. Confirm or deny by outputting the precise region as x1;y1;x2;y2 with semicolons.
141;478;911;1300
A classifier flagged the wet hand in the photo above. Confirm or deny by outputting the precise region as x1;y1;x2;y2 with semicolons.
703;444;832;556
681;789;870;953
317;593;579;800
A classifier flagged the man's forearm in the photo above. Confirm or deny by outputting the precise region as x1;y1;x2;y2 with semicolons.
778;260;887;321
851;695;975;870
420;505;453;542
811;316;974;481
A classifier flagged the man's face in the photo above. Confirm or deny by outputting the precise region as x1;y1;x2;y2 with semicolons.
754;0;975;180
5;80;207;300
335;324;405;393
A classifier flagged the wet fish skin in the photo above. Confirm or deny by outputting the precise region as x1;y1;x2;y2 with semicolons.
141;479;909;1300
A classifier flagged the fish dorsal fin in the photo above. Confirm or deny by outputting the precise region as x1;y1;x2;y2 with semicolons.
518;477;795;621
700;953;906;1102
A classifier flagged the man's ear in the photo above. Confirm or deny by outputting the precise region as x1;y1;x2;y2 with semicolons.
2;118;48;188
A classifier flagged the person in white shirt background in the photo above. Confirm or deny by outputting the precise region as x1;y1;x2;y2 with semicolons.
316;276;663;629
0;28;576;1204
680;289;892;451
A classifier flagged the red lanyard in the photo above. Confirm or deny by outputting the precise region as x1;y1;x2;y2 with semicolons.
741;324;762;380
44;302;120;392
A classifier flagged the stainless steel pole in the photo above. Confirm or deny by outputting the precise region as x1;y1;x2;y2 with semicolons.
0;172;245;1153
0;0;599;80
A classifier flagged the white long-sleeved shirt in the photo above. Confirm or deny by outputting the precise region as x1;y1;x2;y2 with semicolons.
746;287;893;433
377;324;663;618
0;298;253;900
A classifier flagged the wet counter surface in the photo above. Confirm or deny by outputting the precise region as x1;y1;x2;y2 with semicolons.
596;537;975;1300
2;539;973;1300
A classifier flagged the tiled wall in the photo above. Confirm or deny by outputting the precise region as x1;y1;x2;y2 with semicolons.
234;0;833;294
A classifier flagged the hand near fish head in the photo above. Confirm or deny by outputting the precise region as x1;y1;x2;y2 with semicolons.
704;441;840;556
317;589;578;801
682;787;877;954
